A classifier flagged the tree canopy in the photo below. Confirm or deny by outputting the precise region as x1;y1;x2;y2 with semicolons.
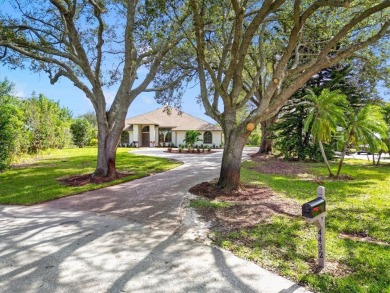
0;0;189;177
185;0;390;190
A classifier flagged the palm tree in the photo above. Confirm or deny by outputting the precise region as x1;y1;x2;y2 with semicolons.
378;103;390;164
303;89;348;177
183;130;202;147
337;105;388;175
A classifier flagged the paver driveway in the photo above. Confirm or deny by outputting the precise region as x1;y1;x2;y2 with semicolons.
0;148;310;293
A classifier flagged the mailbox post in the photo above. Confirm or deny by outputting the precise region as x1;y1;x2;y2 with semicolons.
302;186;326;268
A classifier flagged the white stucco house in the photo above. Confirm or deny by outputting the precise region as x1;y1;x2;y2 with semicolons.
121;107;223;147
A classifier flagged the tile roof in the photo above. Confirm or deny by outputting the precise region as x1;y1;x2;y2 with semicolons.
124;107;221;131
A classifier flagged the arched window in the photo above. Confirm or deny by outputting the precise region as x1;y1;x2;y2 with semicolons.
203;131;212;144
142;126;150;133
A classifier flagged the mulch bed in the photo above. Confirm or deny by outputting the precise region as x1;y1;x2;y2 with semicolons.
188;155;354;232
164;150;216;155
189;181;302;232
58;172;135;186
248;155;309;176
248;154;354;181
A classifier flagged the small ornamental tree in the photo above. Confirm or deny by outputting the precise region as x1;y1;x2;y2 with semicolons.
183;130;202;146
303;89;348;177
337;105;388;175
70;118;94;148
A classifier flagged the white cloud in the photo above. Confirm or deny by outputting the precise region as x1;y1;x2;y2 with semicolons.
13;85;25;98
142;96;154;105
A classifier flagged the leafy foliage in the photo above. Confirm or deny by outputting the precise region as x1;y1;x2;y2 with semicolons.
0;0;189;177
337;104;388;175
272;65;383;162
0;79;74;168
0;80;27;170
303;89;348;176
70;118;94;148
181;0;390;190
23;94;73;153
183;130;202;146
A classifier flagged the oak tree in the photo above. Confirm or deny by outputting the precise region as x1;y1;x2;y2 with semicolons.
189;0;389;191
0;0;187;177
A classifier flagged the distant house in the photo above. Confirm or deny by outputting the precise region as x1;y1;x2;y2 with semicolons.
121;107;223;147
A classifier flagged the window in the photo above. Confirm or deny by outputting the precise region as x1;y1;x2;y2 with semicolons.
159;128;172;143
203;131;212;144
142;126;150;133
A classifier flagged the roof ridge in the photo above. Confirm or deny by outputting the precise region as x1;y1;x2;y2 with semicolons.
125;107;163;121
178;109;216;125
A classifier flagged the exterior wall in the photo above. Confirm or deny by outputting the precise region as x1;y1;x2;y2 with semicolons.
172;131;177;146
133;125;140;146
174;130;223;146
149;125;156;147
129;131;133;144
155;126;159;145
175;131;187;146
125;125;223;147
203;131;223;146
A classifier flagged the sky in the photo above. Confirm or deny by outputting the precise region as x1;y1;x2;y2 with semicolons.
0;66;216;123
1;65;388;126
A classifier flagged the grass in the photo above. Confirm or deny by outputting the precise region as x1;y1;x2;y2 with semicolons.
214;159;390;293
190;198;232;209
0;147;182;205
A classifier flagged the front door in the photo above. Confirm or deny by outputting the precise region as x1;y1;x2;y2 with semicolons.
142;126;150;147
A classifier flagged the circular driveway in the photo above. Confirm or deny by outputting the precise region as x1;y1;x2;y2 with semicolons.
40;147;256;231
40;148;226;231
0;146;311;293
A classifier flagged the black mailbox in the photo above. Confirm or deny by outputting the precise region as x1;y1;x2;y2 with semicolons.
302;197;326;218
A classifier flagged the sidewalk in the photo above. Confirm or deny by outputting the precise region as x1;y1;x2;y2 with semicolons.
0;148;311;293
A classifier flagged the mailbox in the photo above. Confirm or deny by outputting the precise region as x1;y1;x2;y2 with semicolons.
302;197;326;218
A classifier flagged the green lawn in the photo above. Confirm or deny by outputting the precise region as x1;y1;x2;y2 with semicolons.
214;160;390;293
0;147;182;205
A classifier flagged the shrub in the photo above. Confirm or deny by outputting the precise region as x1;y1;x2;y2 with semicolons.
0;81;27;170
246;133;261;146
183;130;202;146
70;118;93;148
90;138;98;146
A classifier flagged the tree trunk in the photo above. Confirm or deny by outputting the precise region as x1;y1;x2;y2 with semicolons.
93;99;128;178
319;141;334;177
256;116;277;155
376;151;382;166
337;135;351;177
217;126;250;192
336;141;348;177
94;122;122;178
